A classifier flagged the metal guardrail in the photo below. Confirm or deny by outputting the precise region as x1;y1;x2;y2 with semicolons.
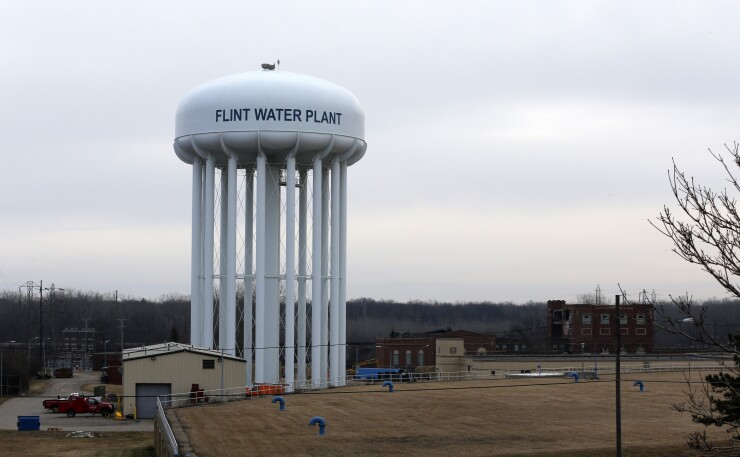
340;361;728;383
428;361;726;382
155;397;182;457
159;385;248;409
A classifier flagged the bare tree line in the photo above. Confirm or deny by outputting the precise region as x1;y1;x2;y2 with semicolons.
2;288;736;353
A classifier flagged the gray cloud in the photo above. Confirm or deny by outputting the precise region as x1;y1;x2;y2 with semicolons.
1;0;738;302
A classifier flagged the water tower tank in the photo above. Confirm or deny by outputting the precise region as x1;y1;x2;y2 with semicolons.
175;70;365;165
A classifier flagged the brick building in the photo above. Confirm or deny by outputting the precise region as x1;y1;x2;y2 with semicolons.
375;330;498;369
375;337;434;368
547;300;653;354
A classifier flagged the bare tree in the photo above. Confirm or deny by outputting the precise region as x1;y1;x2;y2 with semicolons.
576;293;597;304
654;143;740;298
652;142;740;451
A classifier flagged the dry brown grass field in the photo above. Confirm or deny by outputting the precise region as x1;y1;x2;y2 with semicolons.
0;430;154;456
171;370;733;457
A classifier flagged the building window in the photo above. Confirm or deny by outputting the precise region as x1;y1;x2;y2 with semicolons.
405;350;412;366
582;313;592;324
600;328;610;335
521;344;527;352
418;350;425;366
514;344;519;352
582;328;592;335
501;344;507;351
620;314;628;325
392;350;399;366
553;310;563;322
202;359;215;369
600;314;610;325
635;328;647;335
636;314;646;324
450;347;457;354
620;328;629;335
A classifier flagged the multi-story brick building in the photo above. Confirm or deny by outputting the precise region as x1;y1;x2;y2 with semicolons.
547;300;653;354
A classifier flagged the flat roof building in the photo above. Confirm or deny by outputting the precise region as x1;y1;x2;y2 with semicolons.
547;300;653;354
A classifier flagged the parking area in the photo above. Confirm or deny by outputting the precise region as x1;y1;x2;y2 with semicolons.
0;371;152;432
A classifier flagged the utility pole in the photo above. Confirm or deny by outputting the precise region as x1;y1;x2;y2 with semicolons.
48;283;64;357
82;318;92;371
18;280;51;369
615;294;622;457
117;319;126;354
39;280;45;369
49;284;56;357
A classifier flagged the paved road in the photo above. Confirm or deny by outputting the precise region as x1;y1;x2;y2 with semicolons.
0;371;153;432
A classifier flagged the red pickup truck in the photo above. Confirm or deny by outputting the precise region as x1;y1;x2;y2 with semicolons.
42;394;115;418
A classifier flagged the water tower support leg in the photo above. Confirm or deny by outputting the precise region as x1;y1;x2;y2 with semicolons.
311;157;323;388
339;161;348;386
190;155;203;347
255;153;267;384
285;154;296;390
244;170;254;383
321;170;330;386
219;169;228;351
203;153;215;349
225;152;237;356
330;158;340;386
297;169;308;387
264;164;281;383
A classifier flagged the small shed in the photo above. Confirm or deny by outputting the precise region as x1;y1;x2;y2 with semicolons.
122;342;246;418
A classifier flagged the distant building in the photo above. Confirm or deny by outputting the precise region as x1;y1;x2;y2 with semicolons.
375;329;498;369
546;300;653;354
56;327;97;370
493;337;531;354
375;336;434;369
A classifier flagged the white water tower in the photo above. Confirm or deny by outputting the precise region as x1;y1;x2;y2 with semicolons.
174;67;366;388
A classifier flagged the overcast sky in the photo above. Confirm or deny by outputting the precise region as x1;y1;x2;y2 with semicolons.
1;1;739;304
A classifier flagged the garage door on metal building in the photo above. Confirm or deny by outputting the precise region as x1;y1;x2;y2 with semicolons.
135;383;171;419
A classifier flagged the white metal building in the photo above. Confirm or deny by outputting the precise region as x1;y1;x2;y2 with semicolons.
122;343;246;418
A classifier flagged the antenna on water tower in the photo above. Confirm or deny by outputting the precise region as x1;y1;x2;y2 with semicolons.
260;60;280;71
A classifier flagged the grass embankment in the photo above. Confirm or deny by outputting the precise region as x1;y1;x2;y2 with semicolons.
173;370;727;456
